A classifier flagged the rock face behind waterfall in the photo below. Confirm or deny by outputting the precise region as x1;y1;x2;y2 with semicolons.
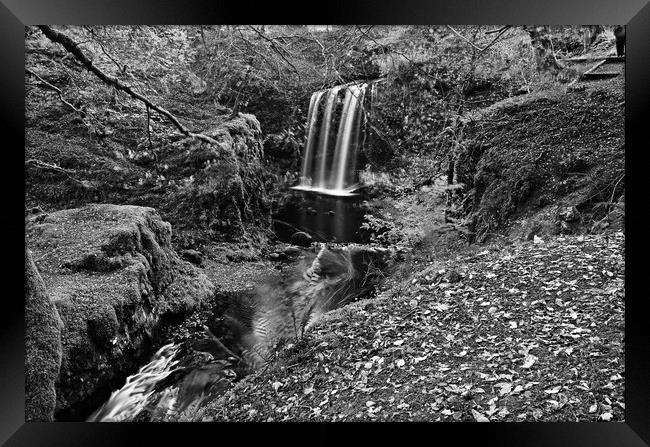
25;204;216;420
25;248;63;422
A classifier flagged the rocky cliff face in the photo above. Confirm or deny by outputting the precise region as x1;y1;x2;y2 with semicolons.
25;248;63;422
25;204;216;420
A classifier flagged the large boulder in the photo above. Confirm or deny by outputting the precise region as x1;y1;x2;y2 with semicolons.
25;248;63;422
25;204;215;420
161;114;269;241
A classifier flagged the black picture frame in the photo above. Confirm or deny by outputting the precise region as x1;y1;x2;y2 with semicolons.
3;0;648;445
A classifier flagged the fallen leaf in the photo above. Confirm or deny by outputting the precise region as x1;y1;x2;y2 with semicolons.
522;354;538;369
471;409;490;422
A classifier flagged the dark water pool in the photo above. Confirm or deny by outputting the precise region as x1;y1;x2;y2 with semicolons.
272;189;370;243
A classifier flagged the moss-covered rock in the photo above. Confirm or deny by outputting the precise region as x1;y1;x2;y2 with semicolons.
159;113;269;241
26;204;215;420
25;248;63;422
26;111;271;244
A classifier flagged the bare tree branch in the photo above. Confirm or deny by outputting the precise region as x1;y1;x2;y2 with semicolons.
25;158;84;185
246;26;301;79
37;25;219;145
447;25;513;54
25;68;85;116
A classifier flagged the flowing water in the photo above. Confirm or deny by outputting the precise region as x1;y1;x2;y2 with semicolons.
87;244;391;422
294;82;370;196
88;80;385;422
87;344;182;422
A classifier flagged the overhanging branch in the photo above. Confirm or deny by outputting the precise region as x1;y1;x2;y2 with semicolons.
37;25;219;145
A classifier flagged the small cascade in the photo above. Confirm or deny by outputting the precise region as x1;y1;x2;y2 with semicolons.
295;82;370;196
87;343;181;422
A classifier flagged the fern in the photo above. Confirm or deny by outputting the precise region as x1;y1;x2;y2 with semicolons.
232;244;392;371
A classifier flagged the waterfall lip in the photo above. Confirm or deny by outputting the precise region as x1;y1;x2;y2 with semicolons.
290;184;360;197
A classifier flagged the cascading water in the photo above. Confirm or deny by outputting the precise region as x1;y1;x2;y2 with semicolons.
315;85;343;188
87;343;182;422
300;90;325;182
294;82;369;196
87;245;391;422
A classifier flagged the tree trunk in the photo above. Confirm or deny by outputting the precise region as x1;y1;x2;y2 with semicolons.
526;26;563;75
583;25;604;52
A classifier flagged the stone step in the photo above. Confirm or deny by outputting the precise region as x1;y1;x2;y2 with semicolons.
561;55;625;63
583;72;621;80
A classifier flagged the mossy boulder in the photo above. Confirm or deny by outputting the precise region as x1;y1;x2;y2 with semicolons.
26;112;270;244
161;114;269;240
25;204;215;420
25;248;63;422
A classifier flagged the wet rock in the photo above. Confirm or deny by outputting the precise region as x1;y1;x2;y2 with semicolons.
25;248;63;422
26;204;215;420
181;249;204;266
87;310;120;349
290;231;313;247
283;246;303;259
557;206;580;222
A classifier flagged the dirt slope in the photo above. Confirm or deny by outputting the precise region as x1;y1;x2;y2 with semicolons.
184;231;624;422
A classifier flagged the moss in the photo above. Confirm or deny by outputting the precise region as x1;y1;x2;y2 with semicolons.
25;248;63;422
459;78;624;241
26;204;216;420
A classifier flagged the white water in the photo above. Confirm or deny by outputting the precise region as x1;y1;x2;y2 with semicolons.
87;343;181;422
300;90;325;184
294;82;368;195
315;85;344;188
332;85;366;190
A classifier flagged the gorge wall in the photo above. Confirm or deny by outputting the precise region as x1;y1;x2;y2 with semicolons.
25;204;216;420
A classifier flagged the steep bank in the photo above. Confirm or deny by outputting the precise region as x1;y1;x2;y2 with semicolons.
183;232;624;422
25;204;215;420
457;73;624;242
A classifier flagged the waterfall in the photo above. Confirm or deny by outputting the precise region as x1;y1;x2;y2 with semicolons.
300;90;325;184
315;85;343;188
293;82;369;196
331;85;366;190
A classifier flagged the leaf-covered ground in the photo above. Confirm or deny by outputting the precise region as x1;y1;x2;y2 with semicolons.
184;231;624;422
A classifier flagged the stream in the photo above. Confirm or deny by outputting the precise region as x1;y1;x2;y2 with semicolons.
88;80;382;422
88;241;392;422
